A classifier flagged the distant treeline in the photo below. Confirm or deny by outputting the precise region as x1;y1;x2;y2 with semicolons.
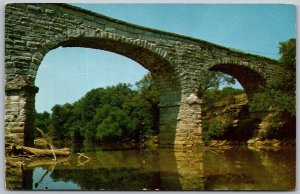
35;74;159;144
35;79;244;145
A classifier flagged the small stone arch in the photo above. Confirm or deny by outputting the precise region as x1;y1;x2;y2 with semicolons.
207;60;266;99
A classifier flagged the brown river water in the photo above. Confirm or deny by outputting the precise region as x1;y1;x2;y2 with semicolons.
14;145;295;191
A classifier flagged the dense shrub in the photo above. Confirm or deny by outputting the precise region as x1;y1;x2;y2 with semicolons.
262;111;296;140
202;118;233;145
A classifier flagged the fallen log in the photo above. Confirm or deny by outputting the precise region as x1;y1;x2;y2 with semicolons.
16;146;70;157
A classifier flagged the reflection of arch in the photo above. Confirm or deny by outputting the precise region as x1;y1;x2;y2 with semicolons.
209;63;265;98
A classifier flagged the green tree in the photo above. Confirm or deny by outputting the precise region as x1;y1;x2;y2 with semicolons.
203;87;243;112
250;38;296;115
35;75;160;144
196;71;236;97
134;74;159;134
35;111;51;133
279;38;296;92
50;103;74;140
96;106;134;142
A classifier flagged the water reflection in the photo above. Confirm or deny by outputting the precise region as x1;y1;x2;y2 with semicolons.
203;147;296;190
15;146;295;191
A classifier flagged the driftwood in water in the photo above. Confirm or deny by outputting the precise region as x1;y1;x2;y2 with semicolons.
77;152;90;160
16;146;70;157
77;153;90;166
36;128;57;161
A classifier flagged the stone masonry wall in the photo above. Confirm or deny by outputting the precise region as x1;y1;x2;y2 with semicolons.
5;3;280;148
5;86;38;146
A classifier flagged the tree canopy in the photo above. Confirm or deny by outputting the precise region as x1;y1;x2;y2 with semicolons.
249;38;296;115
35;74;159;144
196;71;236;97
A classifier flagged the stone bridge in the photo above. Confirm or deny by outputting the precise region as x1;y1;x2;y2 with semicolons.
5;3;281;148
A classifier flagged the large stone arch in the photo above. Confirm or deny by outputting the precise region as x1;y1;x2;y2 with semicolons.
5;4;182;147
20;27;178;85
44;36;182;147
7;41;181;148
30;31;182;102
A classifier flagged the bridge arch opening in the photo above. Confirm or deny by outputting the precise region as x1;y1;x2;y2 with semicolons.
201;64;265;143
35;47;149;113
200;70;246;116
39;36;182;101
31;36;181;147
209;63;265;99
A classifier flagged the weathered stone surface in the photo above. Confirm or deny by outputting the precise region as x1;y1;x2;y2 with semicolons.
5;3;281;148
185;93;202;105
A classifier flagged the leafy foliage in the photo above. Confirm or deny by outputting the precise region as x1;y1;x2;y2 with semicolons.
96;106;128;142
249;39;296;115
261;111;296;140
202;87;243;112
249;90;295;114
35;74;159;144
279;38;296;92
196;71;236;97
35;111;51;133
202;117;234;145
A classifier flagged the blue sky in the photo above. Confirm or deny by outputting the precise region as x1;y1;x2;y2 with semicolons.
35;4;296;113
